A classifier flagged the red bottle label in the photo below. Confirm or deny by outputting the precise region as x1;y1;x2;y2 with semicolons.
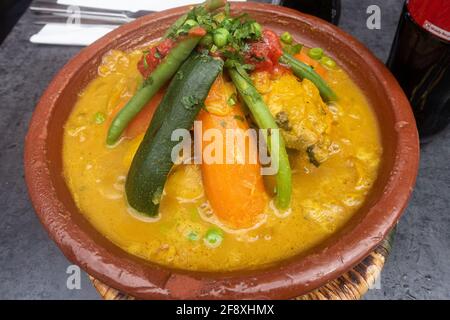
407;0;450;42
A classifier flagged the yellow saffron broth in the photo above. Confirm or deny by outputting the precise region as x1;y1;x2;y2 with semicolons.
63;49;382;271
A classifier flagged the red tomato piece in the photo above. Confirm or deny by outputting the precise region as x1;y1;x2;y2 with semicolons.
157;38;175;56
188;26;207;37
137;39;175;78
262;29;283;63
245;29;284;73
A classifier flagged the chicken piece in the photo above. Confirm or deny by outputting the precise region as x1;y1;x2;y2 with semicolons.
252;71;333;165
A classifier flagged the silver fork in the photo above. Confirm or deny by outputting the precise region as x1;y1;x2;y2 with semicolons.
32;14;129;25
30;0;153;24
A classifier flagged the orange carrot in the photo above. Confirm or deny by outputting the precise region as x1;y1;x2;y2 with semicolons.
125;89;164;139
108;88;165;140
294;49;327;79
197;77;268;229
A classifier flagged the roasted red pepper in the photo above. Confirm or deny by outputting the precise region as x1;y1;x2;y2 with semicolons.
137;38;175;79
245;29;283;72
137;27;207;79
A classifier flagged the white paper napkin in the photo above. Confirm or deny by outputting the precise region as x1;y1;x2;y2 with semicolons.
30;0;246;46
30;24;117;46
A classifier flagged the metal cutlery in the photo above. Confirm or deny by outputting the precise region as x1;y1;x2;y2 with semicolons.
30;0;153;25
32;14;127;26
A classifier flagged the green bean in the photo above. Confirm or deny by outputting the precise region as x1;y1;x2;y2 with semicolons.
228;67;292;209
106;36;203;145
280;52;337;102
163;0;227;39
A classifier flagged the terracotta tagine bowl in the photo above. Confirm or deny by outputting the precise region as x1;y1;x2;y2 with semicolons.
24;2;419;300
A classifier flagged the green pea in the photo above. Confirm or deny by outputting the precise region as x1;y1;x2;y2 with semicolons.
283;43;303;55
199;34;213;48
213;12;226;24
251;22;262;37
187;231;199;241
308;47;324;60
221;18;233;29
321;56;337;69
183;19;198;29
94;112;106;124
280;31;293;44
213;28;230;48
204;228;224;248
227;97;236;106
210;45;218;53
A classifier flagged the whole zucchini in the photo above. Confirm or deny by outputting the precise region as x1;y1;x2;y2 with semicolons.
126;52;224;216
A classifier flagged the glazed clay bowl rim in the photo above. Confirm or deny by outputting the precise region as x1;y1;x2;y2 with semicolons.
24;2;419;299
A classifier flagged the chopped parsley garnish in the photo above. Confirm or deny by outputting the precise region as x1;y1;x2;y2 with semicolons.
227;93;237;106
151;186;163;205
94;112;106;124
181;95;202;110
187;231;199;241
142;50;149;69
282;43;303;55
174;5;263;68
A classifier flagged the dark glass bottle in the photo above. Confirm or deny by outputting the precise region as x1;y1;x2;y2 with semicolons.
272;0;341;25
387;0;450;139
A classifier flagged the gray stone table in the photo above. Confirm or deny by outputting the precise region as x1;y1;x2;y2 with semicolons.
0;0;448;300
